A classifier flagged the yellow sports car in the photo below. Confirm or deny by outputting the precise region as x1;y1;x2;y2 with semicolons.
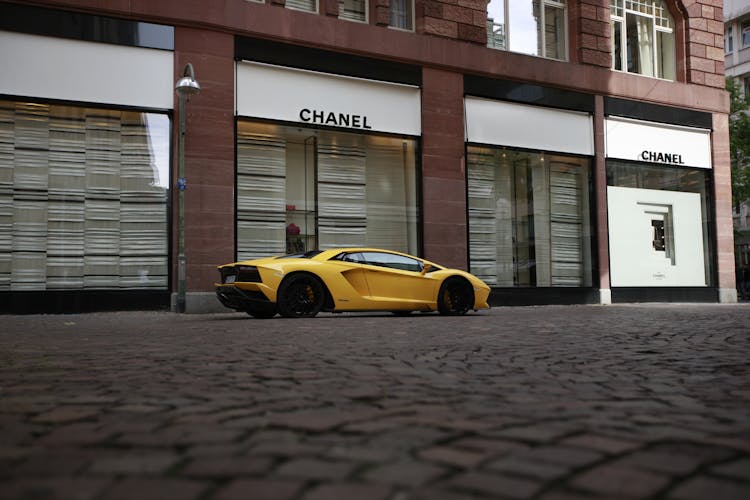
215;248;491;318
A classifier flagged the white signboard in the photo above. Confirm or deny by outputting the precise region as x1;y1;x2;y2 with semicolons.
0;30;174;110
464;97;594;156
605;117;712;169
236;61;421;136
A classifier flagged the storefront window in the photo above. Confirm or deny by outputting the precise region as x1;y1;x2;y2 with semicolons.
611;0;676;80
486;0;568;60
0;100;170;291
467;146;593;287
606;161;714;287
236;121;418;260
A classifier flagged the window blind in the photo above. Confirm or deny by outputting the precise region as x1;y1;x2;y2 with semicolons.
0;100;169;291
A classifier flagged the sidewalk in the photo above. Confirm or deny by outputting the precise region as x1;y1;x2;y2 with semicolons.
1;304;749;499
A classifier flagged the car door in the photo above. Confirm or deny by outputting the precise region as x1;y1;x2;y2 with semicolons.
356;251;436;306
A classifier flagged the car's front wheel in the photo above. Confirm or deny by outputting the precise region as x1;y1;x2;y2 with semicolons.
437;277;474;315
276;273;325;318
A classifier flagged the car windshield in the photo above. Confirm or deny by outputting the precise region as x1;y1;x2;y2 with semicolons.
276;250;323;259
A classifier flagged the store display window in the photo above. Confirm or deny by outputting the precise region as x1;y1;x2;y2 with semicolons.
467;146;593;287
0;99;170;291
236;120;418;260
606;161;714;287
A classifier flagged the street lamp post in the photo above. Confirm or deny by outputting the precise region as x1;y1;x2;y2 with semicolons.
175;63;201;313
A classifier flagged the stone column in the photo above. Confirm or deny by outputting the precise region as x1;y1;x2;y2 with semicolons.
174;27;235;312
421;67;467;269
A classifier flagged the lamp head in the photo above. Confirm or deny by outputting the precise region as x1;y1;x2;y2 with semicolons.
176;63;201;97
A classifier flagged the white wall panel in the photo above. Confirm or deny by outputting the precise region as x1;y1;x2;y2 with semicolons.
464;97;594;156
236;62;421;136
0;31;173;110
605;117;712;169
608;186;707;287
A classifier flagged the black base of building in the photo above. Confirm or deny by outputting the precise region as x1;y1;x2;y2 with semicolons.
488;287;600;306
611;287;718;303
0;290;171;314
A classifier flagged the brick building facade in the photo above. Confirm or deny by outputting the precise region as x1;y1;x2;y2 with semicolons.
0;0;735;312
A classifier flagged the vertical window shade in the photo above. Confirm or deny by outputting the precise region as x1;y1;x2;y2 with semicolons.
467;146;592;288
236;121;418;259
0;100;169;291
236;129;287;261
317;142;367;248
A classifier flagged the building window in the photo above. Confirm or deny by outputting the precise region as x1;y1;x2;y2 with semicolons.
339;0;367;22
726;25;734;54
236;121;418;260
467;147;593;287
743;20;750;48
486;0;568;61
0;100;170;291
611;0;676;80
606;161;713;287
390;0;414;31
286;0;318;13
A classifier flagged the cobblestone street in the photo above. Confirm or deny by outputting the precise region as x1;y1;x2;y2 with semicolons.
1;304;749;500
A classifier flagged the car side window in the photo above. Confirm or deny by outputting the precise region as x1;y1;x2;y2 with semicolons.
360;252;423;272
342;252;365;263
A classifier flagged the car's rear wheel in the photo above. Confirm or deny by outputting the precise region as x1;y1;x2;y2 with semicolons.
276;273;325;318
438;277;474;316
246;304;277;319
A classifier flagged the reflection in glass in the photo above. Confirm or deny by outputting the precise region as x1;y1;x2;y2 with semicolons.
487;0;567;60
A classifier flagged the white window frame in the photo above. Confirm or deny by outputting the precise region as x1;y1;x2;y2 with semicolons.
486;0;568;61
610;0;675;80
388;0;415;32
339;0;368;23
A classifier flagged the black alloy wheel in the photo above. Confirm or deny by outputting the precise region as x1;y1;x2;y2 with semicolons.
437;277;474;315
276;273;325;318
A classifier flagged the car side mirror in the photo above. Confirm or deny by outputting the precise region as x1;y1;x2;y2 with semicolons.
420;263;432;276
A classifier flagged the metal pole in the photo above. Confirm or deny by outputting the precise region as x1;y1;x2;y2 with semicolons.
177;93;186;313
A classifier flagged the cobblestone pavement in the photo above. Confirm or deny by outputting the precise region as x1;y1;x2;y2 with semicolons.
1;304;749;500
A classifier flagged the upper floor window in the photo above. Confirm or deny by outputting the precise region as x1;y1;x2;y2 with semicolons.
487;0;567;61
726;25;734;54
743;20;750;48
286;0;317;13
390;0;414;31
611;0;675;80
339;0;367;22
